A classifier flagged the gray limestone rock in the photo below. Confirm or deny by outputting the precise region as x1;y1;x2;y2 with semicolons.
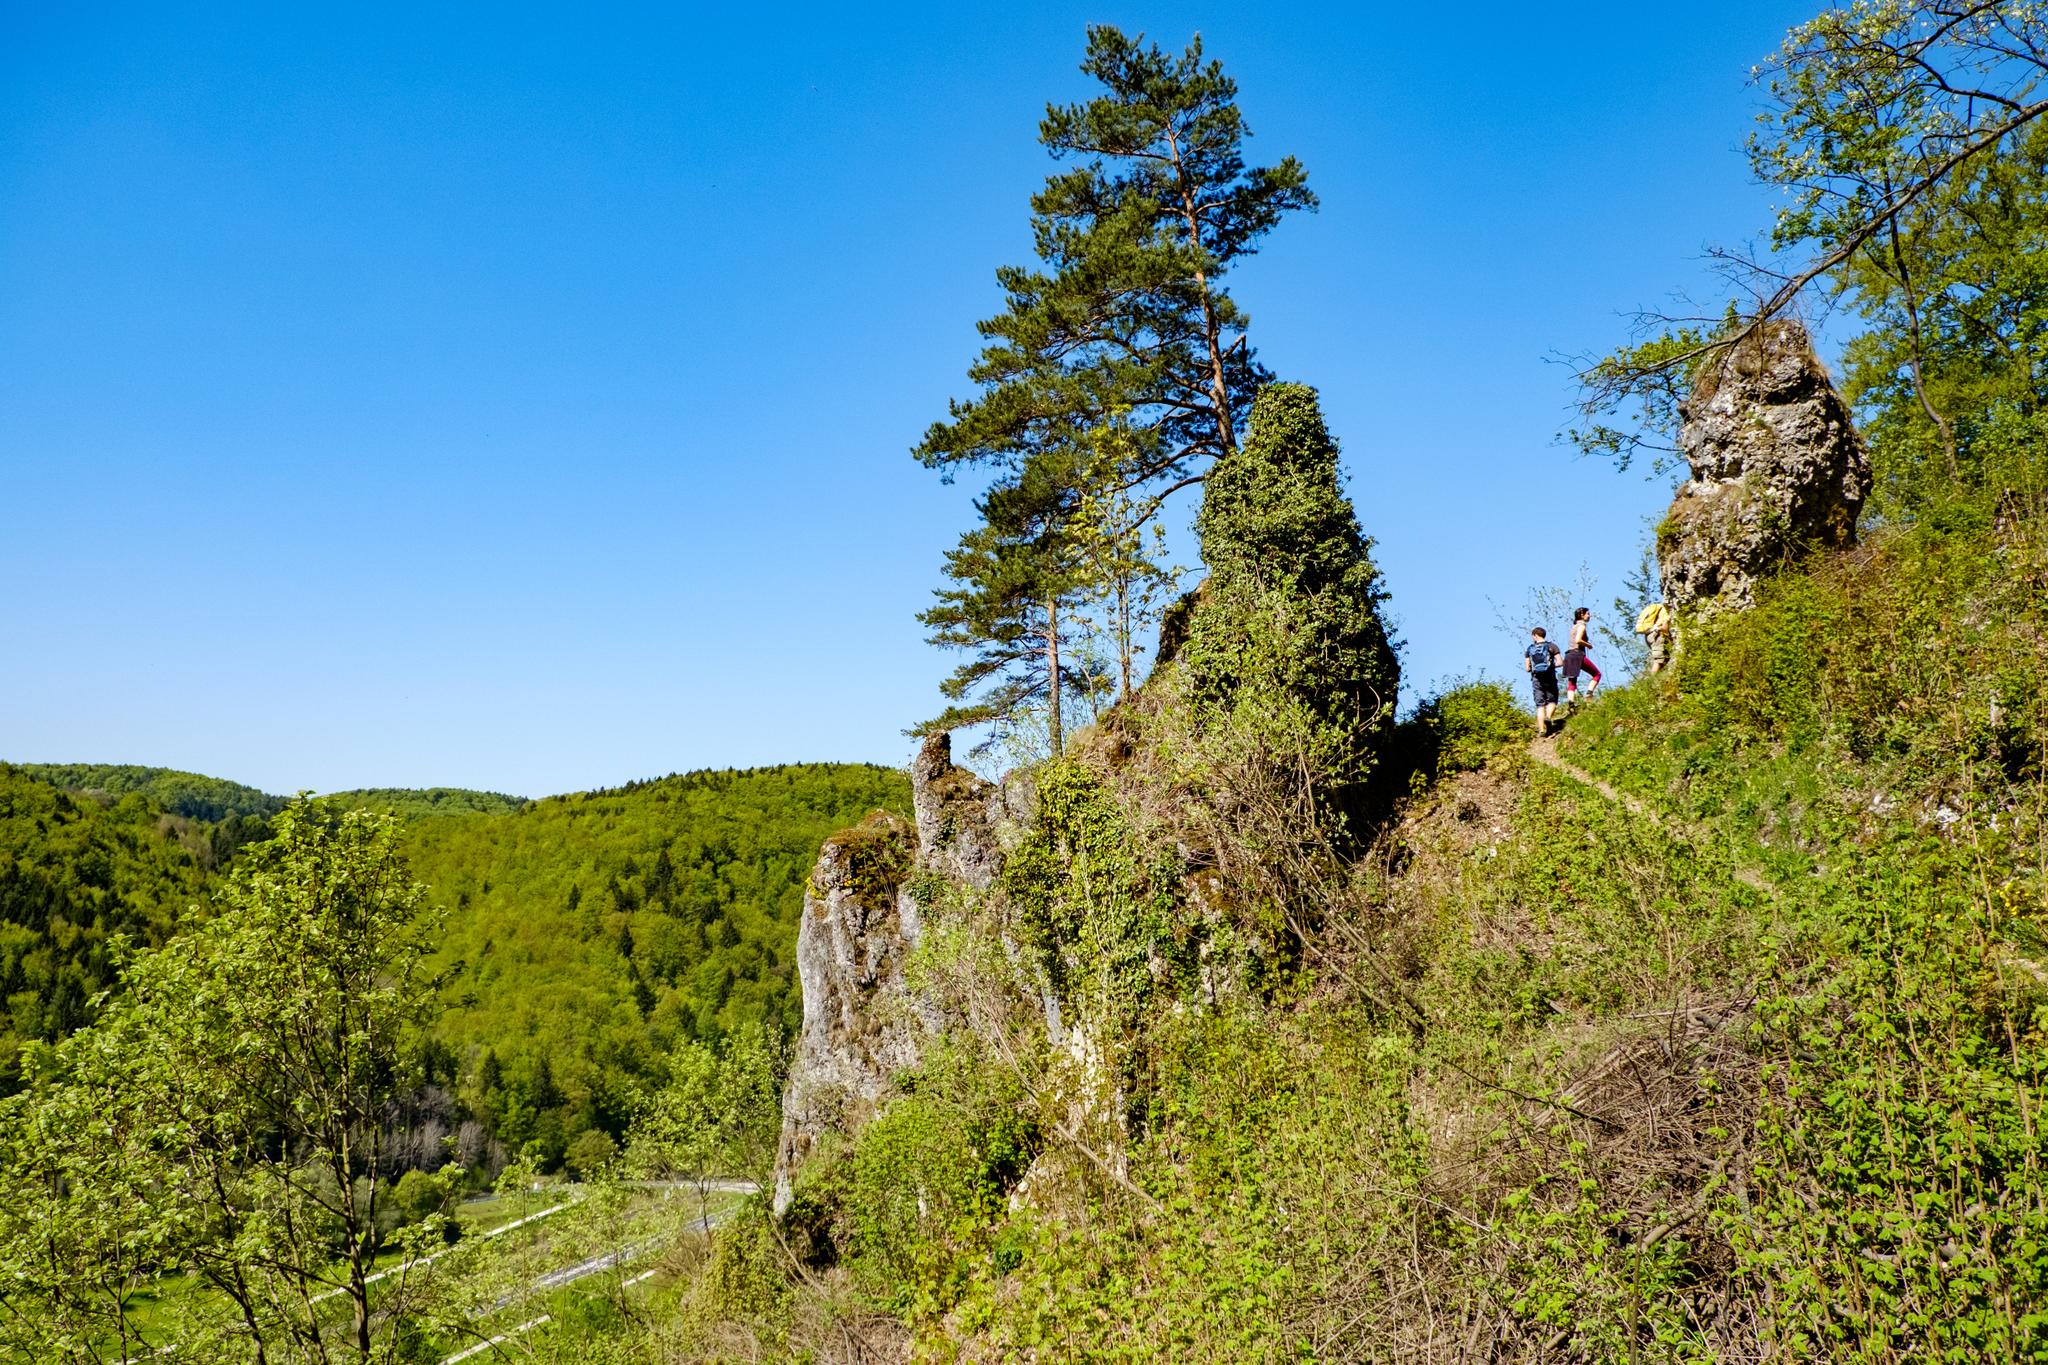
1659;321;1870;615
771;811;924;1213
909;731;1012;889
771;734;1028;1212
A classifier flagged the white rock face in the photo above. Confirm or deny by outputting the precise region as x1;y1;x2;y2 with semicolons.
771;733;1018;1212
771;812;920;1213
1660;321;1870;615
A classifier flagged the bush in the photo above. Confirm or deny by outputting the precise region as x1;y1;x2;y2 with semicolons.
1402;680;1526;780
563;1128;617;1179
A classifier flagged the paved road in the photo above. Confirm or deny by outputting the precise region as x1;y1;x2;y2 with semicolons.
443;1190;743;1362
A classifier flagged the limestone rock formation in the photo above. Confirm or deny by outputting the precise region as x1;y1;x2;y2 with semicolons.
1659;321;1870;614
910;731;1015;890
772;733;1024;1211
771;810;924;1212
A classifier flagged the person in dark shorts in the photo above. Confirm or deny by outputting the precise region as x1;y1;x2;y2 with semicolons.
1525;627;1563;736
1563;606;1603;703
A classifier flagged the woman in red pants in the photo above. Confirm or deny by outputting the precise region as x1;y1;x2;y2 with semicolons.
1564;606;1603;701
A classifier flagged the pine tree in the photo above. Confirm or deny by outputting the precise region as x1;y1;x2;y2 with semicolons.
916;453;1089;753
917;26;1314;514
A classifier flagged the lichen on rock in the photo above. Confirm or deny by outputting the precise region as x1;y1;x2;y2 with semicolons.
1660;320;1870;615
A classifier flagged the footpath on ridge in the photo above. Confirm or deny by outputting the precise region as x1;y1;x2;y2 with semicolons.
1527;727;1771;893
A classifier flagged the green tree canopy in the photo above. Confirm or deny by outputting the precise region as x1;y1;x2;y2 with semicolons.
1181;383;1399;787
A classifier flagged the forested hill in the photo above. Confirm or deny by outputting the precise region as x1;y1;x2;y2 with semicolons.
0;759;908;1166
15;762;283;822
0;765;215;1089
325;787;528;818
407;763;908;1166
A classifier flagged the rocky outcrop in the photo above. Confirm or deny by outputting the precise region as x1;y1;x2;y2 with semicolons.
772;733;1023;1211
1659;321;1870;615
911;731;1014;890
772;811;924;1212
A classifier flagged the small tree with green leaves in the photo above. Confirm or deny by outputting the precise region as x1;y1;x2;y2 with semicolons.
0;800;455;1362
628;1024;785;1222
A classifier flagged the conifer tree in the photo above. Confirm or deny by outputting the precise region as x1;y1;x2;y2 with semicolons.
916;458;1088;754
916;26;1311;746
1182;383;1399;784
917;24;1314;515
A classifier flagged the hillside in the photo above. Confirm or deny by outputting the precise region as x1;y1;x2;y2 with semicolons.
402;763;909;1166
0;766;215;1090
567;508;2042;1364
323;787;528;818
0;760;908;1169
14;762;284;822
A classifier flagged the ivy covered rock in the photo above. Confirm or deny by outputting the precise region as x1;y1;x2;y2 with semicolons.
1180;382;1399;784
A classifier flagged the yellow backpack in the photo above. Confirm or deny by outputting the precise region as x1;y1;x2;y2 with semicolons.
1634;602;1672;635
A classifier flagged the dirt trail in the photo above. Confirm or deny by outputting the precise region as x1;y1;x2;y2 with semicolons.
1527;735;1649;818
1527;733;1771;892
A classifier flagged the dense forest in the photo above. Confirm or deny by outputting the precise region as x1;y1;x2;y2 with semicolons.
404;764;907;1169
0;766;214;1089
0;761;905;1173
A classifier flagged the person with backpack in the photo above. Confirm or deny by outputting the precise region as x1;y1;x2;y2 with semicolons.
1634;601;1674;674
1525;626;1563;736
1563;606;1603;703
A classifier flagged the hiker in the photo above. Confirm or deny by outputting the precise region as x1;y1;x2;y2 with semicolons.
1525;627;1563;736
1563;607;1603;702
1634;601;1674;674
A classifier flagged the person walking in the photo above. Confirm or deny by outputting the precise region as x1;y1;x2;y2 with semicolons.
1635;601;1674;674
1525;626;1563;737
1563;606;1603;703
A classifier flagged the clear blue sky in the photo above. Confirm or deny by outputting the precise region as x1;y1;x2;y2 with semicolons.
2;1;1817;797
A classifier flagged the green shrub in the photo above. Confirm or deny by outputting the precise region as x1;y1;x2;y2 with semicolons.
834;1041;1037;1317
1181;383;1399;789
1401;679;1526;781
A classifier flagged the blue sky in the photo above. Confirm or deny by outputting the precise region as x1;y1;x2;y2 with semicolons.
2;1;1817;797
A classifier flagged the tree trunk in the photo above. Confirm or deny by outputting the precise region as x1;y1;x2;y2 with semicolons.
1166;126;1236;458
1117;575;1133;703
1047;597;1063;755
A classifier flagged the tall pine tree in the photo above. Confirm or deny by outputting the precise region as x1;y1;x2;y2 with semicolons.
916;26;1313;745
917;26;1314;510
